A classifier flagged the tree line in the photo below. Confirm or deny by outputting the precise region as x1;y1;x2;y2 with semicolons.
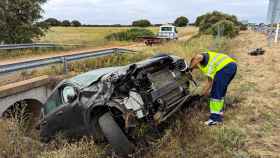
0;0;247;44
131;16;189;27
44;18;82;27
43;16;189;28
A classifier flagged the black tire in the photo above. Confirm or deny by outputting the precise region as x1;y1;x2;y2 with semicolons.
98;112;134;156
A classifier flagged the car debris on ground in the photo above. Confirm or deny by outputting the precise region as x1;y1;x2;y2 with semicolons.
248;48;265;56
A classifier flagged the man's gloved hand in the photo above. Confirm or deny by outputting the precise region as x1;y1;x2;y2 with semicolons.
186;67;193;72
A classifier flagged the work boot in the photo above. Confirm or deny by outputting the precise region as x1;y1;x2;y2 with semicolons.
204;113;223;126
219;110;224;118
204;119;221;126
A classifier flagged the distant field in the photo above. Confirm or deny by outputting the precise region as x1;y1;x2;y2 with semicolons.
37;26;196;46
38;27;158;47
0;27;197;61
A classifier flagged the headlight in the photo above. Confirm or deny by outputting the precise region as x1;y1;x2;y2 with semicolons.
174;59;188;72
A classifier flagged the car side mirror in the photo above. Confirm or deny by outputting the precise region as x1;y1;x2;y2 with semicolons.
62;86;78;104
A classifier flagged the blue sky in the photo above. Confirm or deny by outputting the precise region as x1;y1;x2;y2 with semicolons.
43;0;269;24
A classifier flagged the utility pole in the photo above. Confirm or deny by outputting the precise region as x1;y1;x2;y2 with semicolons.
267;0;280;45
274;23;280;43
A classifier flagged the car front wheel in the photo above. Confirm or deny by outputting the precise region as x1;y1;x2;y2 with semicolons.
98;112;135;157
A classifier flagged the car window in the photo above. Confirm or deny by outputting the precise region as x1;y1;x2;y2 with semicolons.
62;86;77;104
44;90;62;114
161;27;172;31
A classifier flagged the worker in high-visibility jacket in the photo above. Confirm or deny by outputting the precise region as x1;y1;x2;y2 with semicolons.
189;51;237;126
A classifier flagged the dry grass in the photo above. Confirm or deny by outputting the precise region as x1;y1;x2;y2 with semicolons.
0;27;194;60
0;29;235;158
2;29;278;158
0;27;133;60
224;31;280;158
38;27;134;46
146;31;280;158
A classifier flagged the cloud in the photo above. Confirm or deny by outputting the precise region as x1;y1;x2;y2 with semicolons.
43;0;268;24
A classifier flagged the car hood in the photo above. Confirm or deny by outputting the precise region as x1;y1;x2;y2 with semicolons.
69;66;124;88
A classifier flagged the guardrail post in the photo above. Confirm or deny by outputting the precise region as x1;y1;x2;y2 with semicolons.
114;48;122;66
114;48;119;54
61;57;68;75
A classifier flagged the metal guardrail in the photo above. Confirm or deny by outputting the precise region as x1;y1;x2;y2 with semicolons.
252;25;280;42
0;43;80;50
0;48;136;74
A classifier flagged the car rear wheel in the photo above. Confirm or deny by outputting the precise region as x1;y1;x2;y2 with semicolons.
98;112;135;156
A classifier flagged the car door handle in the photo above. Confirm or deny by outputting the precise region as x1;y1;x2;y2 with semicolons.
56;110;64;116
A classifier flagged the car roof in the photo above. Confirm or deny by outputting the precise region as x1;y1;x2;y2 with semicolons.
160;24;175;28
69;66;124;88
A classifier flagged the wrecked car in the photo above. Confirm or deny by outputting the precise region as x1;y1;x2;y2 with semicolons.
39;54;195;156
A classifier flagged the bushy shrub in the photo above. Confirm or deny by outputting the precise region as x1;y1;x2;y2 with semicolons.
212;20;239;38
174;16;189;27
132;19;152;27
194;15;206;26
105;28;154;41
195;11;241;38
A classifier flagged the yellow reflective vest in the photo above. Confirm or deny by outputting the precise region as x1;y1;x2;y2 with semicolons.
198;51;236;79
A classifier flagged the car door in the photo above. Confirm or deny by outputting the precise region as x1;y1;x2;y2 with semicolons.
41;84;83;139
40;89;68;140
57;85;87;137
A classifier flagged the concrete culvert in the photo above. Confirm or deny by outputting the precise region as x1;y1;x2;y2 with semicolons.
3;99;43;129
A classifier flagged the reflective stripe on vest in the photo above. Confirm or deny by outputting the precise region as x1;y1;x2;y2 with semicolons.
199;51;235;79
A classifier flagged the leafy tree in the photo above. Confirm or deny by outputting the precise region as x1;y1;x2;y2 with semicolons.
45;18;61;26
71;20;81;27
62;20;71;27
132;19;152;27
194;14;206;26
0;0;48;44
212;20;238;38
174;16;189;27
195;11;241;38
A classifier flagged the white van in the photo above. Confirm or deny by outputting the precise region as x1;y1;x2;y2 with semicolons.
158;24;177;40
